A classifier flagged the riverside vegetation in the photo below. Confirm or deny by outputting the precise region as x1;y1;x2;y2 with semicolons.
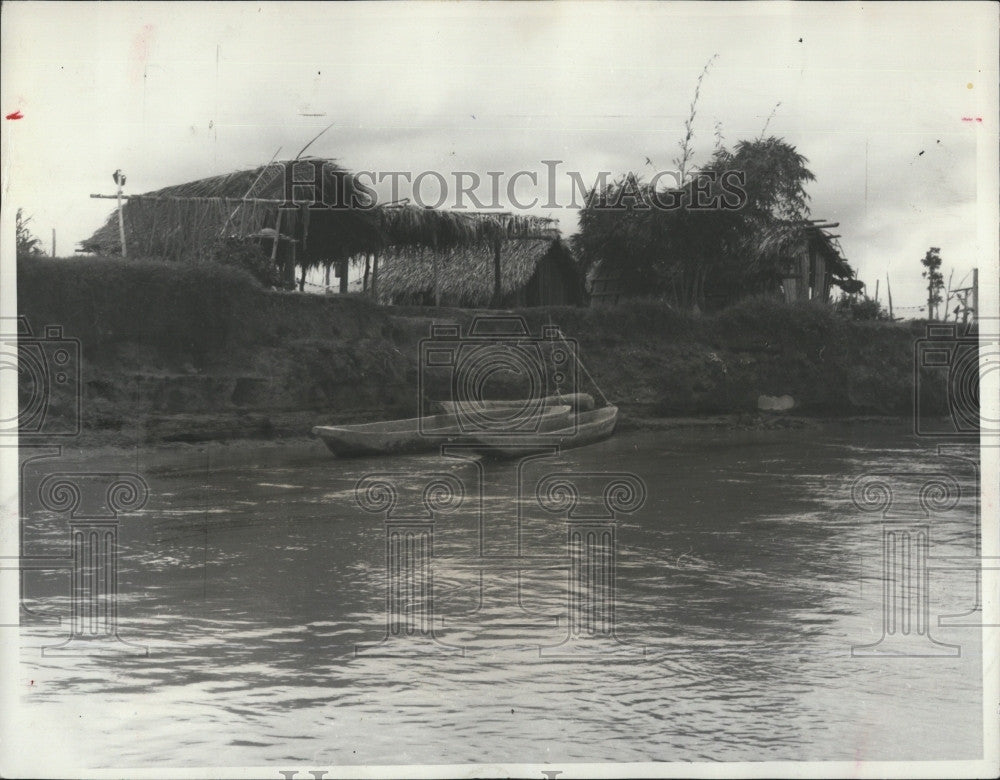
17;257;949;445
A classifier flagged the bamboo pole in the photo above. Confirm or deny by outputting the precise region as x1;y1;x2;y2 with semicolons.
92;193;290;203
219;146;282;237
971;268;978;322
944;268;954;321
270;209;283;264
297;203;309;292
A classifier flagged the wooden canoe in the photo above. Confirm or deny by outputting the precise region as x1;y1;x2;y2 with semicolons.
438;392;595;415
470;405;619;459
312;405;573;458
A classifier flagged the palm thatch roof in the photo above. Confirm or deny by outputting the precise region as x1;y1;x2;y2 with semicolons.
377;205;558;248
81;158;561;269
375;238;582;306
753;219;853;279
80;158;380;261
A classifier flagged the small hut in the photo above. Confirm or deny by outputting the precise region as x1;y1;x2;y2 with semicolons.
375;238;585;308
774;223;853;303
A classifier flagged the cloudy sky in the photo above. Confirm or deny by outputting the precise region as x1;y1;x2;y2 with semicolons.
2;1;997;313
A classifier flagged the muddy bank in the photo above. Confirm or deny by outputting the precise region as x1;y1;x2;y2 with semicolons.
17;257;943;445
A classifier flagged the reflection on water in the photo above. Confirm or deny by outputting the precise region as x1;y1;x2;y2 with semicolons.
17;426;983;767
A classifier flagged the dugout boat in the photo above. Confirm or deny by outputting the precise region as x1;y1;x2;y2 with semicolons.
469;405;619;459
311;405;573;458
437;392;595;415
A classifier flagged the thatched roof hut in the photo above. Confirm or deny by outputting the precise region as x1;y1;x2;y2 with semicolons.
760;220;854;303
82;161;560;260
588;217;854;307
80;158;380;263
375;238;585;308
81;157;565;298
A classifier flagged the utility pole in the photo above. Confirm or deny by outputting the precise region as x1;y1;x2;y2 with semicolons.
113;169;127;258
51;228;56;258
886;273;894;320
971;268;978;322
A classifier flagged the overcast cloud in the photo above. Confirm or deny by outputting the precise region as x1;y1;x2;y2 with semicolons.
2;1;997;313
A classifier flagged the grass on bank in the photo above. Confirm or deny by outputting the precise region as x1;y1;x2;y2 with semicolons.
17;255;950;426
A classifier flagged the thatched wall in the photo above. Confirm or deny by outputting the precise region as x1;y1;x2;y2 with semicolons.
375;238;585;307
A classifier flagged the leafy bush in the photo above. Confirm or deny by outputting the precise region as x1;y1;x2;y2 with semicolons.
834;294;891;321
16;208;45;259
210;238;282;288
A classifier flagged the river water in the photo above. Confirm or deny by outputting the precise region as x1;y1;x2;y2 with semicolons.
16;425;984;768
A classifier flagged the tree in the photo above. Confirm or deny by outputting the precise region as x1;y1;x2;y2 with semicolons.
575;56;824;310
920;247;944;319
16;208;45;259
834;291;889;321
575;137;817;309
